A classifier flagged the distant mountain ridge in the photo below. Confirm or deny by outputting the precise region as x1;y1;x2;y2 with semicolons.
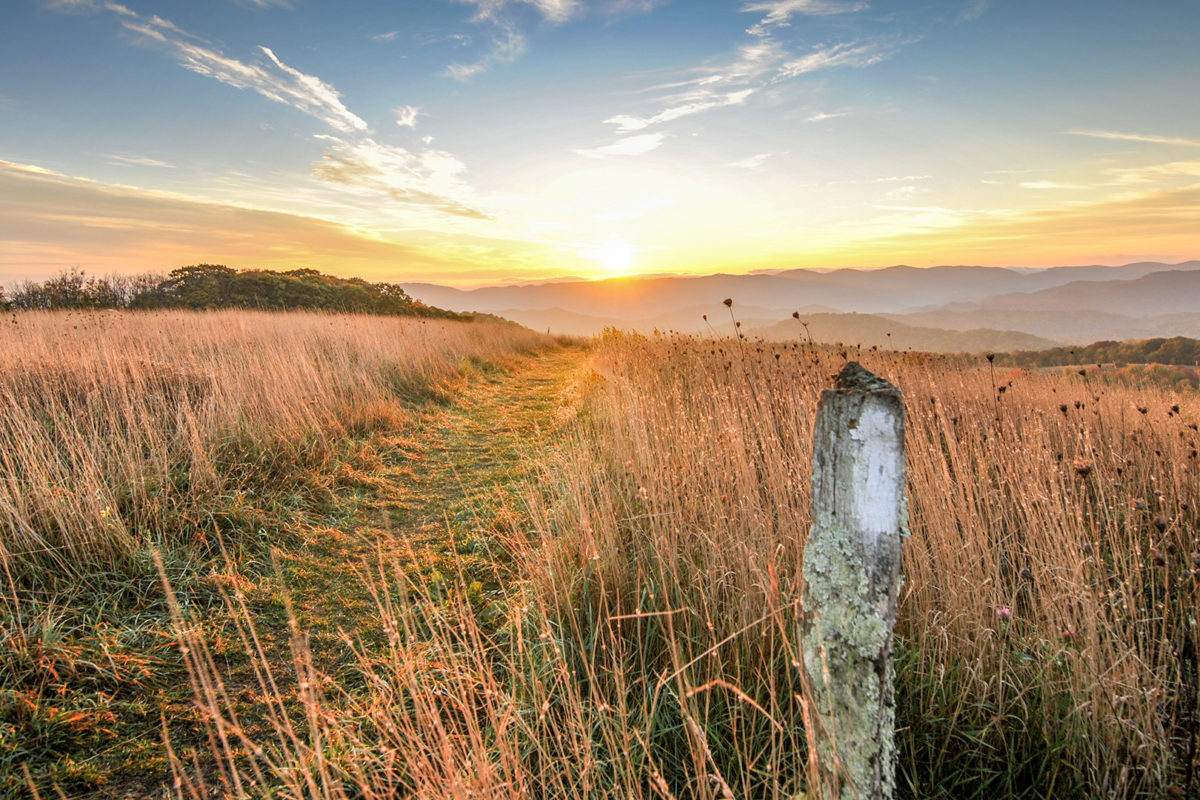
402;261;1200;351
406;261;1200;316
941;269;1200;315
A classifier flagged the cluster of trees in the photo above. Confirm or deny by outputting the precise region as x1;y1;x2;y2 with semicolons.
2;266;464;319
1004;336;1200;368
1104;363;1200;391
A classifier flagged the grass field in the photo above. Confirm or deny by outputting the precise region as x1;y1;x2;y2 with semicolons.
3;312;1198;798
0;310;553;796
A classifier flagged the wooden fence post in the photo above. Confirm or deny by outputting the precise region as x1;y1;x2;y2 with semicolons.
801;362;906;799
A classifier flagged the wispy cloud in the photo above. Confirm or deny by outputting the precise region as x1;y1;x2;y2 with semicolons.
576;133;666;158
43;0;105;12
446;0;580;80
1066;129;1200;147
416;32;473;47
1103;160;1200;185
48;4;370;133
865;174;931;184
605;89;757;132
596;42;782;140
727;153;775;169
104;153;175;168
955;0;991;24
394;105;421;128
258;46;368;131
231;0;293;8
807;109;851;122
311;137;491;219
446;23;526;81
720;40;788;84
599;13;898;143
50;3;506;224
110;9;369;133
456;0;583;24
370;30;400;43
742;0;868;36
776;39;897;80
602;0;670;19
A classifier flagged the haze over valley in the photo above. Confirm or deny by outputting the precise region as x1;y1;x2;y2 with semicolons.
405;260;1200;351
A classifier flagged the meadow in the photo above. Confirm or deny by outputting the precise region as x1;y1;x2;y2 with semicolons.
0;309;547;576
3;311;1198;798
0;309;551;794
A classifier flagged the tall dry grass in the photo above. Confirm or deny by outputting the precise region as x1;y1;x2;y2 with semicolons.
538;331;1199;797
0;310;550;577
170;329;1198;798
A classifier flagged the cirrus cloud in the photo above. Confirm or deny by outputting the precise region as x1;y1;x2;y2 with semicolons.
110;8;369;133
576;133;666;158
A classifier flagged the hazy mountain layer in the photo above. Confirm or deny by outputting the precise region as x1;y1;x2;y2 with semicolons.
884;310;1200;344
404;261;1200;350
405;261;1200;317
939;269;1200;315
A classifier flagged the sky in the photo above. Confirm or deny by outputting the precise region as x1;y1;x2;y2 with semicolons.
1;0;1198;286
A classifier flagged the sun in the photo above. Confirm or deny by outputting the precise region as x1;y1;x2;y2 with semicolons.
583;238;636;277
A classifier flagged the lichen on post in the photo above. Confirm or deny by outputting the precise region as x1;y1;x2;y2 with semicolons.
801;361;907;800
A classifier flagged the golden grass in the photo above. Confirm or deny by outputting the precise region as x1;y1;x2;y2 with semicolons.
0;310;550;576
545;332;1199;796
169;330;1198;798
8;312;1197;798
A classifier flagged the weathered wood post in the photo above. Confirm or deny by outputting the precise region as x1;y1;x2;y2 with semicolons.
802;362;906;799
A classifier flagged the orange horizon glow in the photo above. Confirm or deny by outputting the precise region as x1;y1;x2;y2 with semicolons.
3;158;1197;289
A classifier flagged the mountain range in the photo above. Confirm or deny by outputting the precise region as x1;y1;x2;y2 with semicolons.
404;261;1200;353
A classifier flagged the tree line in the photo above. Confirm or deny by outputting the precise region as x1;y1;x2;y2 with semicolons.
1001;336;1200;368
2;265;465;319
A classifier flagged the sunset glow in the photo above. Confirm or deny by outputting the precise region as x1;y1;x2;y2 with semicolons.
582;238;637;277
1;1;1197;285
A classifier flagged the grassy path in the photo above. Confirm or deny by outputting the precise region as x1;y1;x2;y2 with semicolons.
177;343;586;796
272;343;585;653
11;343;587;800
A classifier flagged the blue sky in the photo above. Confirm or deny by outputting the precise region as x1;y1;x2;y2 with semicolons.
2;0;1198;285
